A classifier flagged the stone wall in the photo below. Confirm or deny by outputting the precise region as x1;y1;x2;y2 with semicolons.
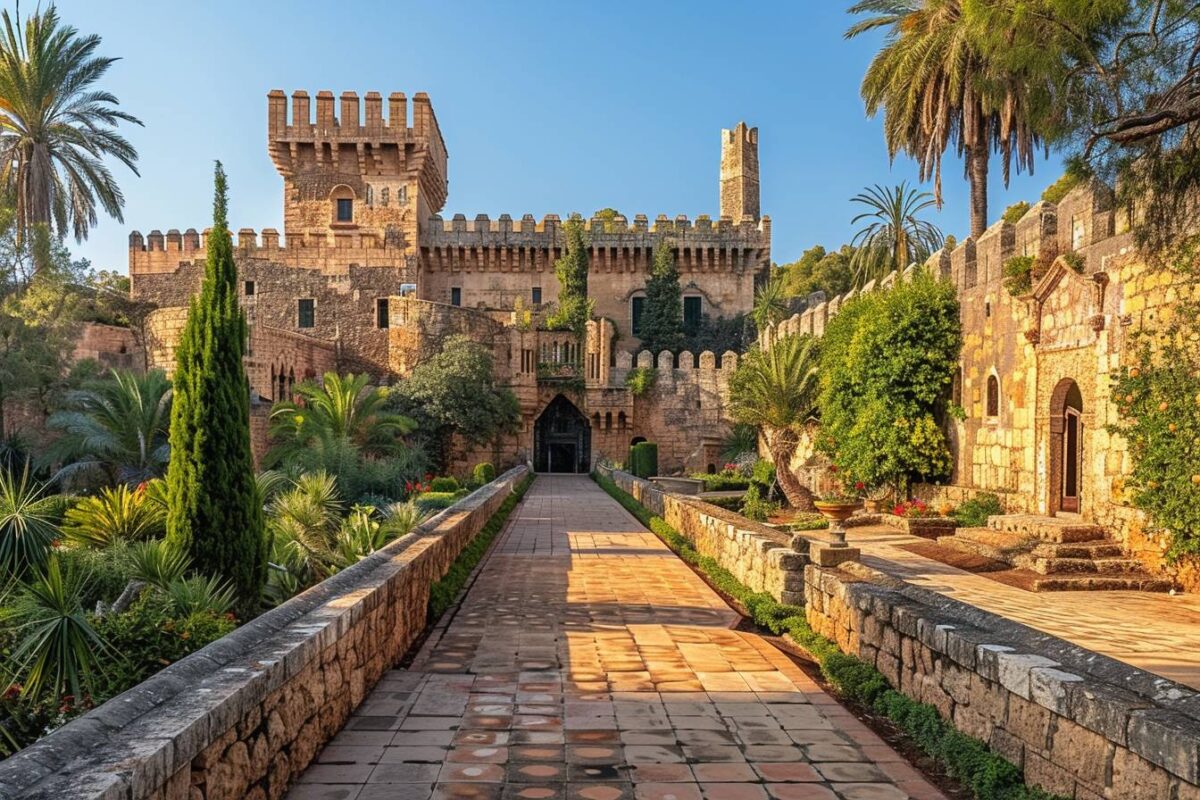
73;322;143;372
805;562;1200;799
599;466;807;604
0;467;530;800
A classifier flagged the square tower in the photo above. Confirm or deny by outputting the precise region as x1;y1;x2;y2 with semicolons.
720;122;760;221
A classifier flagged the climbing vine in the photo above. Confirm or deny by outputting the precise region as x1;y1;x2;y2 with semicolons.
1109;302;1200;557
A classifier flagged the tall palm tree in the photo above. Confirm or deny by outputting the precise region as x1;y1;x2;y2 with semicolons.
849;183;944;287
847;0;1047;238
0;6;141;252
266;372;416;469
727;334;820;509
42;368;171;489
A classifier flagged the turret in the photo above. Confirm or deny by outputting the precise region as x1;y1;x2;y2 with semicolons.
720;122;760;221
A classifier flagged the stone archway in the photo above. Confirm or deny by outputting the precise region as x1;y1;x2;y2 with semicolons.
534;395;591;473
1049;378;1084;515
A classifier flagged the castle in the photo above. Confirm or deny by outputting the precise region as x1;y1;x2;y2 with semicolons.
127;90;770;472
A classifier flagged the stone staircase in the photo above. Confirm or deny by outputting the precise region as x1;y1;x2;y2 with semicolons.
937;514;1173;592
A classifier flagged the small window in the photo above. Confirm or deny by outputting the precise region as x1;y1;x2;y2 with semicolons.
244;280;255;296
985;301;991;318
336;198;353;223
376;298;389;329
400;282;416;297
297;298;315;329
381;187;389;207
683;296;702;333
631;296;646;336
532;286;542;305
450;287;462;307
986;374;1000;418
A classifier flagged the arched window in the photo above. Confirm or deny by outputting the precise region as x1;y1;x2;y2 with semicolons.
330;185;355;225
617;411;627;429
605;411;613;430
986;374;1000;418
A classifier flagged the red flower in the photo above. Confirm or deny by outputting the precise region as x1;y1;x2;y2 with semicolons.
854;481;865;491
829;465;839;473
3;684;20;700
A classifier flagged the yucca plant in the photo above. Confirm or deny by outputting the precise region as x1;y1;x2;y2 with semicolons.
266;471;344;579
61;484;165;548
163;575;235;618
1;555;109;700
0;463;64;576
127;539;189;592
330;501;427;571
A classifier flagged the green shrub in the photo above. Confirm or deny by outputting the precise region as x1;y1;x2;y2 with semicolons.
953;493;1004;528
414;491;463;513
429;476;459;493
625;367;657;397
472;463;496;486
1060;250;1086;273
1002;255;1035;296
787;514;829;531
739;484;779;521
630;442;658;478
691;473;750;491
1002;201;1031;224
1041;171;1083;204
55;542;136;610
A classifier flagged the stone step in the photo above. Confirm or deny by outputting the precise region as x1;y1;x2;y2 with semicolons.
1014;554;1149;575
1028;540;1125;560
986;514;1106;543
1030;573;1175;592
936;528;1035;562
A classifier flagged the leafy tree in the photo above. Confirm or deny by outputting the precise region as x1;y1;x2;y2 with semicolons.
683;313;753;355
848;183;944;287
848;0;1051;237
391;335;521;470
817;274;961;496
777;245;855;301
0;6;141;253
165;163;266;608
751;272;790;332
42;369;171;489
266;372;415;465
546;217;593;336
638;240;684;354
727;334;821;509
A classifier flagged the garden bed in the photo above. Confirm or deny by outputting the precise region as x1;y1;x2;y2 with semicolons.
878;513;958;539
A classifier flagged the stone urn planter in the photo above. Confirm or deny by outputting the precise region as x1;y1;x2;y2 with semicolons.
813;500;863;546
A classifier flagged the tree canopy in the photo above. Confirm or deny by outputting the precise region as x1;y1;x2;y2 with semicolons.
638;240;684;354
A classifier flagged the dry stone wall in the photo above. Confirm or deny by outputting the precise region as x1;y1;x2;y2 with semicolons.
0;468;529;800
805;562;1200;799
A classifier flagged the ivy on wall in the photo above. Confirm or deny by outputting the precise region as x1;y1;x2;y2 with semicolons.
1109;303;1200;557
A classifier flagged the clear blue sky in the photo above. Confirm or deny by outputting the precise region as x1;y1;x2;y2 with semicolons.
54;0;1063;273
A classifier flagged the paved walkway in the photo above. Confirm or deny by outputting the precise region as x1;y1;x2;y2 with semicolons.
846;525;1200;690
288;476;947;800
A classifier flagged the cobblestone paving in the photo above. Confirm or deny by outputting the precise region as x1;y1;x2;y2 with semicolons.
288;476;947;800
847;525;1200;690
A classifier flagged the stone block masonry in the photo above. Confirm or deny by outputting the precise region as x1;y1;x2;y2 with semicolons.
805;560;1200;798
599;466;813;604
0;467;529;800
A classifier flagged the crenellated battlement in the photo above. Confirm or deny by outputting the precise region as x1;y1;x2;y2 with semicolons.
266;89;443;148
424;212;769;236
615;349;739;373
128;226;410;274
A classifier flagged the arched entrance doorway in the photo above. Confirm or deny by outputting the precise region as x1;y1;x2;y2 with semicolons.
535;395;591;473
1049;379;1084;514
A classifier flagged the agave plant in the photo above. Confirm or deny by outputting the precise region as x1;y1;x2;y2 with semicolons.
0;555;110;700
0;463;64;576
61;484;165;548
163;575;235;617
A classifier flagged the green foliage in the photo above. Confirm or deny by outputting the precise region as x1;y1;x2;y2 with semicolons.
953;493;1004;528
128;539;189;592
0;465;63;577
719;423;758;463
472;462;496;486
751;272;789;331
629;442;658;479
639;240;684;354
593;471;1066;800
848;183;944;287
738;484;778;522
1060;250;1085;274
61;485;165;548
414;491;464;513
786;514;830;531
777;244;855;300
1002;201;1031;224
546;218;593;336
682;313;753;357
428;474;532;620
54;541;135;610
165;164;267;611
624;367;657;397
429;476;459;492
1040;172;1084;205
43;369;172;490
818;275;961;495
1108;305;1200;558
1002;255;1035;297
391;335;521;470
692;472;750;492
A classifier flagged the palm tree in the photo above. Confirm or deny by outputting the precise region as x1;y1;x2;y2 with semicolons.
42;369;172;489
751;272;790;333
847;0;1047;238
849;183;944;287
266;372;416;468
0;6;141;253
727;334;821;509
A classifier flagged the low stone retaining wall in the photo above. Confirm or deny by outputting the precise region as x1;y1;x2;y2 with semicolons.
879;514;958;539
600;466;812;604
805;562;1200;798
0;467;530;800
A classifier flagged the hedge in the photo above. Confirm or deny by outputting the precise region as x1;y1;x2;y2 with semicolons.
591;470;1067;800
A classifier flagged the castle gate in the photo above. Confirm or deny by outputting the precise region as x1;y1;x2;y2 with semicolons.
534;395;591;473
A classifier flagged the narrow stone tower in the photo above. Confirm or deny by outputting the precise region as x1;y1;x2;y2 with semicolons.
720;122;760;220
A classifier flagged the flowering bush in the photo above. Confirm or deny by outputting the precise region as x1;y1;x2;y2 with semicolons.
816;467;865;503
891;498;941;518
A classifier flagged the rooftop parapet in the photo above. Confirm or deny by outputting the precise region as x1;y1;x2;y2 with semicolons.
128;227;410;274
423;212;769;241
267;89;443;146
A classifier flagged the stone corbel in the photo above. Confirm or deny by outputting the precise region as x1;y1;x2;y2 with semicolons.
1026;296;1043;346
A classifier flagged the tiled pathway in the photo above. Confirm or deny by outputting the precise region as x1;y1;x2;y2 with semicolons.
288;476;947;800
846;525;1200;690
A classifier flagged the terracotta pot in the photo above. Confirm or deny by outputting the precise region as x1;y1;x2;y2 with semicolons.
813;500;863;523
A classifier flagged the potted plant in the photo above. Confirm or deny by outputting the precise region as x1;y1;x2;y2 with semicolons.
811;468;864;544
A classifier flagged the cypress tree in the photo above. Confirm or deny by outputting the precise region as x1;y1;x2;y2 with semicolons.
639;240;684;354
547;217;593;336
166;163;266;610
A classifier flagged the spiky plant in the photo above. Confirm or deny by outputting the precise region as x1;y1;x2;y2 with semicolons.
0;463;63;576
849;183;944;287
751;272;790;332
126;539;189;592
61;484;165;548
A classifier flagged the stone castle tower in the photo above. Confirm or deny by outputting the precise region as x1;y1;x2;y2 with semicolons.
719;122;760;220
